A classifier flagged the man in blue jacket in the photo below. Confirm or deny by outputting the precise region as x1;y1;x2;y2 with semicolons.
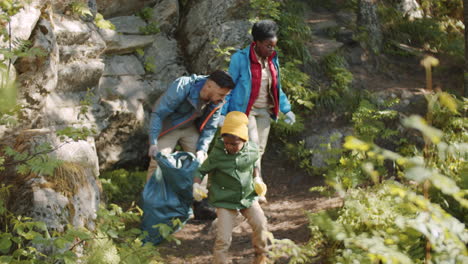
147;70;234;219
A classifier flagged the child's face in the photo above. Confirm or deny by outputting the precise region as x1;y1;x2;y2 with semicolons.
222;136;245;154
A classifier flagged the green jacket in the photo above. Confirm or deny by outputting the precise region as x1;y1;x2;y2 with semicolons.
194;138;260;210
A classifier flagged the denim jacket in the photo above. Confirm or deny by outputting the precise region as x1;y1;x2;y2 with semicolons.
221;45;291;118
149;75;222;152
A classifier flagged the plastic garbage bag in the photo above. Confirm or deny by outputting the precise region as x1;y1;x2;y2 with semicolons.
141;151;199;245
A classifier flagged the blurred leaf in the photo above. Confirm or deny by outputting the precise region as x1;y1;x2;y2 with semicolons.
402;115;443;144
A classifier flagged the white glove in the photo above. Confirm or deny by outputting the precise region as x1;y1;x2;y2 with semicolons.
254;177;267;197
148;144;158;158
284;111;296;125
196;150;207;163
193;182;208;201
217;115;225;128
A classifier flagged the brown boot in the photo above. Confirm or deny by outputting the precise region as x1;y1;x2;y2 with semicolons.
253;254;268;264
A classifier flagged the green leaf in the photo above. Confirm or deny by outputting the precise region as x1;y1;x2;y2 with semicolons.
53;237;70;249
0;234;12;254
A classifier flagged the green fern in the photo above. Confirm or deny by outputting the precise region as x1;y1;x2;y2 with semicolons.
70;1;93;17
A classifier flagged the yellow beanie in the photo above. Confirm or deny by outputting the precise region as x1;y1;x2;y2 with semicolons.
220;111;249;141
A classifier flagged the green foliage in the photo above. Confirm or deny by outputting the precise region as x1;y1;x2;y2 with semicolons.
100;169;147;205
211;38;235;70
3;144;63;176
379;1;464;61
144;58;156;73
280;60;316;112
94;13;115;30
139;22;160;35
69;1;93;18
0;191;162;263
314;53;356;112
138;7;153;21
277;1;312;63
352;98;399;143
249;0;280;20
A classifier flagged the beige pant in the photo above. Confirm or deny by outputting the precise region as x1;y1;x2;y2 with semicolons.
248;108;272;177
146;125;199;181
212;201;268;264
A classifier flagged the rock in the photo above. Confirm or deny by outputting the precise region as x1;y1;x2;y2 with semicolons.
2;129;101;233
109;15;147;35
98;75;152;113
96;0;158;18
398;0;423;20
103;55;145;76
305;127;353;169
0;0;43;64
143;34;188;89
15;19;59;129
150;0;179;35
56;59;105;92
306;36;344;62
59;30;107;63
99;28;155;54
178;0;251;73
53;14;92;45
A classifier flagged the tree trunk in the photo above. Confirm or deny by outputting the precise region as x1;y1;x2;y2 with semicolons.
464;0;468;96
358;0;382;54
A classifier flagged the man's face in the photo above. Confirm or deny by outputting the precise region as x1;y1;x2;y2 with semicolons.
200;80;231;105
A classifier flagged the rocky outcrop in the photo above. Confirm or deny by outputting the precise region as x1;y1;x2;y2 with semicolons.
178;0;251;73
0;0;251;233
1;129;100;232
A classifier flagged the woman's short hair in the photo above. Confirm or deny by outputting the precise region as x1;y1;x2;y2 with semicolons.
208;70;235;90
252;20;278;42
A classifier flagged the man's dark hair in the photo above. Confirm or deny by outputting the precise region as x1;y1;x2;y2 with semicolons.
208;70;235;90
252;20;278;42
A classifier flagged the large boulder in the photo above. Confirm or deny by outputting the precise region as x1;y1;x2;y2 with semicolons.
96;0;158;18
0;0;44;64
1;129;101;232
178;0;251;73
149;0;179;35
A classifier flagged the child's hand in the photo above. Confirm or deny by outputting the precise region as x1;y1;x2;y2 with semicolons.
254;177;267;197
193;182;208;201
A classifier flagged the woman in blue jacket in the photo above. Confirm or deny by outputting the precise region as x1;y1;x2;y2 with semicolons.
221;20;296;184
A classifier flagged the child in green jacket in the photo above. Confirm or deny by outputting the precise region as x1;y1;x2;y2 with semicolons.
193;111;268;264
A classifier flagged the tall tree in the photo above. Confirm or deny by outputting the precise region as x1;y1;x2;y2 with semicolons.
464;0;468;96
358;0;382;56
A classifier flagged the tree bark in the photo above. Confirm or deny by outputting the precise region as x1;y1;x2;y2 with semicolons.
464;0;468;96
358;0;382;54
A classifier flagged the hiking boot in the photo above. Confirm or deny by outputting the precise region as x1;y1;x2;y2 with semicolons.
193;199;217;220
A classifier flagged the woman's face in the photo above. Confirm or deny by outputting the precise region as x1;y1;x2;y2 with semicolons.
255;37;278;58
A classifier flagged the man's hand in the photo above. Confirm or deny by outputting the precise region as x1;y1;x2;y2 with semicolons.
284;111;296;125
148;144;158;158
196;150;208;163
193;182;208;201
217;115;225;128
254;177;267;197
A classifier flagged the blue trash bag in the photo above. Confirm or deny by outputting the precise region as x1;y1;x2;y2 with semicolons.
157;151;200;201
141;151;199;245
